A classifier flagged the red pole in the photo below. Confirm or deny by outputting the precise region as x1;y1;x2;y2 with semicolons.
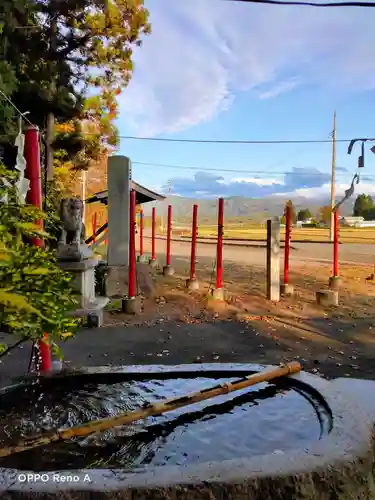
92;213;97;243
333;210;339;277
24;126;43;248
284;205;291;285
190;204;198;280
24;125;51;372
139;209;144;257
166;204;172;266
104;225;108;246
216;198;224;289
128;189;136;298
151;207;156;261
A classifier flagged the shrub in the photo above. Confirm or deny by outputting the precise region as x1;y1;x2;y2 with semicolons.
0;163;81;358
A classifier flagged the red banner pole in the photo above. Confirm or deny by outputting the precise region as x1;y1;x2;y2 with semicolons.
190;204;198;280
166;205;172;266
139;209;144;257
104;225;108;246
24;125;51;372
216;198;224;290
92;213;97;243
284;205;291;285
128;189;136;299
151;207;156;262
333;210;339;277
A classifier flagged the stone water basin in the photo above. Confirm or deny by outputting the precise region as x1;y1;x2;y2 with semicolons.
0;363;374;499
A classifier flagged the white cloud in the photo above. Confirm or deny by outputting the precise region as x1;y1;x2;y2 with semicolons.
230;177;284;186
119;0;375;134
275;182;375;199
259;77;300;100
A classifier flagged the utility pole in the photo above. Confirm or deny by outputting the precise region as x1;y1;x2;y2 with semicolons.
330;110;337;242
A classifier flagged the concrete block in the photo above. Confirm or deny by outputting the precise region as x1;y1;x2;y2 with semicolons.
149;259;158;269
280;283;294;296
163;265;175;276
121;296;141;315
69;297;109;328
137;255;148;263
186;278;199;291
316;289;339;307
329;276;342;290
210;288;224;301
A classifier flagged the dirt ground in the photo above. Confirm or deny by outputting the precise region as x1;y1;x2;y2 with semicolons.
1;246;375;387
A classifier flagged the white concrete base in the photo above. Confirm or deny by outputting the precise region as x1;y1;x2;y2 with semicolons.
121;296;141;315
149;259;158;269
316;289;339;307
69;296;109;328
186;278;199;291
329;276;342;290
210;288;225;301
163;265;175;277
137;255;148;263
280;283;294;296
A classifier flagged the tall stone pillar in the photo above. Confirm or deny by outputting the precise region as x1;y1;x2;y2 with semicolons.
107;156;132;266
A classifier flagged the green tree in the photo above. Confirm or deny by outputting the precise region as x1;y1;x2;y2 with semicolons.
0;162;81;357
0;0;150;168
353;194;374;219
297;208;312;221
318;206;331;225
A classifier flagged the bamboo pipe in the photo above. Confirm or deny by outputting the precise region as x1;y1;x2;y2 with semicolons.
0;361;302;459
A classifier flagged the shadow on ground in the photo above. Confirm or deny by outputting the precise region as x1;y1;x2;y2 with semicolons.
1;251;375;387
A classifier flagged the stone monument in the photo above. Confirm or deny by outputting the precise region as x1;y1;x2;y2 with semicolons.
56;197;109;328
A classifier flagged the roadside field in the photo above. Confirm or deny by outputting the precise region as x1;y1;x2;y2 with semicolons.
170;225;375;244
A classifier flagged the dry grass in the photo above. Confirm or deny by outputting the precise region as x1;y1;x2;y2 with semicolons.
176;225;375;243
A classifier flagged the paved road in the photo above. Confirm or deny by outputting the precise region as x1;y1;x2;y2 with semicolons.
141;235;375;266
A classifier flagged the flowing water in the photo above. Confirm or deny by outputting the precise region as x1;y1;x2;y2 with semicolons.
0;373;332;472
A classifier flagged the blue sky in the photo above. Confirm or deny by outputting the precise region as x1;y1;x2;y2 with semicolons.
115;0;375;200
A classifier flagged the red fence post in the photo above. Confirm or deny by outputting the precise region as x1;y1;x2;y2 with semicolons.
281;205;294;296
24;125;51;372
150;207;157;266
328;210;341;291
333;210;339;277
92;213;97;243
212;198;224;300
284;205;291;285
128;189;136;299
186;204;199;290
163;205;174;276
122;189;140;314
139;209;144;258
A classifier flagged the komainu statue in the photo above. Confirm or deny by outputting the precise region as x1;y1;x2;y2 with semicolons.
59;198;85;246
57;197;91;261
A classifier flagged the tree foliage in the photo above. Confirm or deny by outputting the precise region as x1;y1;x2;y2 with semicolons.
297;208;312;221
0;0;150;168
0;163;81;356
318;205;332;224
353;194;375;220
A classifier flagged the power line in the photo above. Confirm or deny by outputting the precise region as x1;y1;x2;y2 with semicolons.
222;0;375;7
132;160;368;177
120;135;360;145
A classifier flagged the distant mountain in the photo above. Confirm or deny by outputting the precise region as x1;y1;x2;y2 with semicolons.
143;194;354;221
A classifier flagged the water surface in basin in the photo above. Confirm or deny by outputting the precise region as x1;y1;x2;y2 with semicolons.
0;374;331;471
